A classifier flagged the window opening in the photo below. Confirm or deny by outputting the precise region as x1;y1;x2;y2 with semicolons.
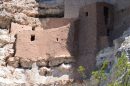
104;7;109;25
56;38;58;41
31;35;35;41
85;12;88;16
32;27;35;31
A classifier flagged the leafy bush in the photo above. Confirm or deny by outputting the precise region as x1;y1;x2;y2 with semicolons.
92;60;109;81
91;51;130;86
108;52;130;86
115;52;128;77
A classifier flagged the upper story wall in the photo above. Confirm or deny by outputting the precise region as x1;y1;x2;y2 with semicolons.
78;2;113;54
64;0;114;18
96;2;114;37
64;0;87;18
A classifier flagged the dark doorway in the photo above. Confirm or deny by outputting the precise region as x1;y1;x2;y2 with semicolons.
104;7;109;25
107;28;110;36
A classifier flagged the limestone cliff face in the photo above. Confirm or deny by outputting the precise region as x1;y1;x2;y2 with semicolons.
0;0;64;29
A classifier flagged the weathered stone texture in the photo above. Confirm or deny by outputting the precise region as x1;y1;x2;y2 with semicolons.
7;57;19;68
0;16;12;29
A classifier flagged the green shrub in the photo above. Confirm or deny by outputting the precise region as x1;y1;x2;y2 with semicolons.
115;52;128;77
108;52;130;86
77;65;87;79
92;60;108;81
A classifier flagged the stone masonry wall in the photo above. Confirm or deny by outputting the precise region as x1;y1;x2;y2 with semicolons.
77;2;113;77
77;3;97;76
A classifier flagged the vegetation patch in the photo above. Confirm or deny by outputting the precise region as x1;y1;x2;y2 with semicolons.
92;51;130;86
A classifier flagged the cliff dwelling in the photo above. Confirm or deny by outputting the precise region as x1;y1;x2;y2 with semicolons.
7;1;113;78
1;0;130;85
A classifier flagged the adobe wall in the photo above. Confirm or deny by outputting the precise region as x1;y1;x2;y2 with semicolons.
10;19;75;34
96;2;114;48
64;0;87;18
15;31;48;61
43;18;75;29
77;2;113;75
78;3;97;75
10;23;33;35
15;28;74;61
10;18;76;68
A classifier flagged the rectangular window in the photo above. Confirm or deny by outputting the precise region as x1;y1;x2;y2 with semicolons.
31;35;35;41
85;12;88;16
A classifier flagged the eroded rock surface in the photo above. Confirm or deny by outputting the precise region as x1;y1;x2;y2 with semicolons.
0;0;64;27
